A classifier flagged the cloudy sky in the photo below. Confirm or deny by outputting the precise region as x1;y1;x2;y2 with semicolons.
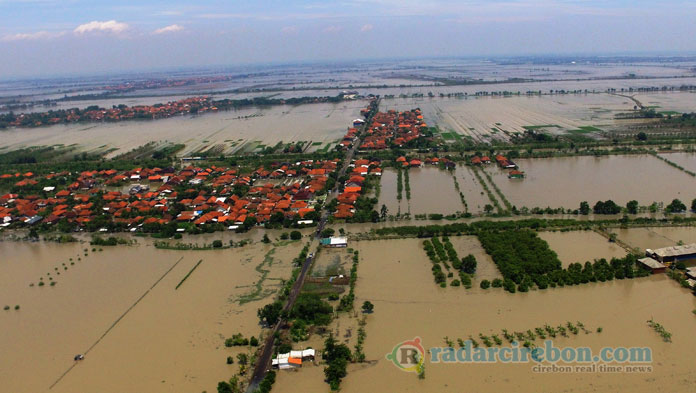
2;0;696;77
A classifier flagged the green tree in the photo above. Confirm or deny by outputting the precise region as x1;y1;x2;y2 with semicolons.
262;234;271;243
626;200;639;214
290;230;302;240
480;279;491;289
323;334;351;390
484;204;494;214
361;300;374;313
636;132;647;141
579;201;590;215
461;254;477;274
380;204;388;221
257;301;283;326
692;199;696;212
666;199;686;213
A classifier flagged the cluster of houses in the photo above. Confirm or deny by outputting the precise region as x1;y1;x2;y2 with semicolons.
333;159;383;219
357;109;427;150
5;97;217;127
470;154;525;179
0;160;341;231
395;156;455;169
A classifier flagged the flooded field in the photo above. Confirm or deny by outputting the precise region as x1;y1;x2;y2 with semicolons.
615;226;696;250
377;168;465;216
304;238;696;393
483;155;696;208
538;230;628;267
659;152;696;174
0;101;363;158
310;247;351;277
0;238;302;393
448;236;503;283
455;166;491;214
379;91;695;143
382;94;636;143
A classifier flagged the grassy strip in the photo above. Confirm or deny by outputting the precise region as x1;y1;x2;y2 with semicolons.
238;248;277;305
175;259;203;290
471;168;504;214
338;251;359;311
480;168;513;210
374;174;381;199
370;216;696;240
404;168;411;200
396;168;403;200
451;172;469;213
652;153;696;177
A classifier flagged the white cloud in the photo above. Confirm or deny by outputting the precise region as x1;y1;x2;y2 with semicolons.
360;24;373;32
74;20;129;35
153;24;184;34
1;30;65;41
323;26;342;33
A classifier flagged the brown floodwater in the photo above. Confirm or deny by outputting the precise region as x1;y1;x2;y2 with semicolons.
616;226;696;250
337;238;696;393
377;168;465;216
456;166;491;214
484;155;696;209
0;238;301;393
659;152;696;174
539;230;629;267
0;101;363;158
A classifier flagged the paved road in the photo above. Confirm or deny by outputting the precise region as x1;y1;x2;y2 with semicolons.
247;99;376;392
247;250;315;391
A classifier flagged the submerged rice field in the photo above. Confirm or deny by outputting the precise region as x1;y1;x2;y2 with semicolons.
0;101;363;158
483;155;696;209
0;238;302;393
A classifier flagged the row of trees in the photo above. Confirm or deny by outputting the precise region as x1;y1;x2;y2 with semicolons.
580;198;691;215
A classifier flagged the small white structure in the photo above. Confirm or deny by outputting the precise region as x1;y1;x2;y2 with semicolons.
321;237;348;248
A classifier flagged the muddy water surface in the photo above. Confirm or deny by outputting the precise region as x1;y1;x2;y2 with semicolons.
335;238;696;393
378;168;465;216
539;230;629;267
484;155;696;209
0;239;301;393
616;226;696;250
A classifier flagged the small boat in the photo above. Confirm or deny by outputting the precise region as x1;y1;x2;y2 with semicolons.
74;354;84;361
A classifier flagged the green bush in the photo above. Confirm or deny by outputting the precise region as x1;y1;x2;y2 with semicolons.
480;279;491;289
290;231;302;240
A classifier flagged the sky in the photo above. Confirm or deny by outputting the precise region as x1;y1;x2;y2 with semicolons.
1;0;696;77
